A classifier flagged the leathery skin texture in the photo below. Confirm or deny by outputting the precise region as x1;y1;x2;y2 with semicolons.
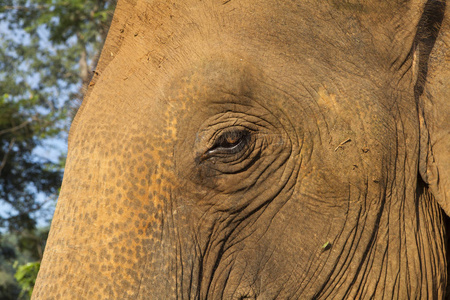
33;0;450;299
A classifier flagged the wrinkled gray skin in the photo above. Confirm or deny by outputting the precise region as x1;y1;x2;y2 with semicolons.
33;0;450;299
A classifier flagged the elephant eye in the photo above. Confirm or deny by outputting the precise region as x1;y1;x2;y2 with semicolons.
204;129;251;157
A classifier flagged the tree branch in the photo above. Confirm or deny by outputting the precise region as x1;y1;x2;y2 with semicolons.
0;137;16;176
2;5;48;10
0;116;37;137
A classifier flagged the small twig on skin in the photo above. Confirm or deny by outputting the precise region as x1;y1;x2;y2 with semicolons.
334;138;351;151
321;241;332;251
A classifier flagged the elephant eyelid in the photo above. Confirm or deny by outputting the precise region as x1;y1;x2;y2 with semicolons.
202;129;251;159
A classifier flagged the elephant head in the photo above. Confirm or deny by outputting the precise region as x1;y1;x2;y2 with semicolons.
33;0;450;298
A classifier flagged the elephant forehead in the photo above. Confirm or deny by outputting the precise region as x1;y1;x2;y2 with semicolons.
102;0;425;78
91;0;419;119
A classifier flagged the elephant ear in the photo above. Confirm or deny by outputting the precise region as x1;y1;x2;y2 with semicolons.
417;1;450;215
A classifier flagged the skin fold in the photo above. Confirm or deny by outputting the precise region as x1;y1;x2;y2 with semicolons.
32;0;450;299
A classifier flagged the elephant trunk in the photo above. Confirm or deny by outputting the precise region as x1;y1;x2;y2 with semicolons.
33;137;200;299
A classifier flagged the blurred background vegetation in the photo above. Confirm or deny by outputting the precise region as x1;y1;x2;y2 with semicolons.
0;0;116;298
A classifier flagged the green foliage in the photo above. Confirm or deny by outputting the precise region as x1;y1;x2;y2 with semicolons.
0;229;48;300
0;93;63;232
0;0;116;116
0;235;21;300
0;277;21;300
14;261;40;298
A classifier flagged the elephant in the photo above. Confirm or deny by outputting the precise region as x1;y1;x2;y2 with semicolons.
33;0;450;298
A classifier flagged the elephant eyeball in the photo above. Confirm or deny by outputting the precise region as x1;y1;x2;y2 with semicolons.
202;128;251;159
